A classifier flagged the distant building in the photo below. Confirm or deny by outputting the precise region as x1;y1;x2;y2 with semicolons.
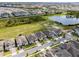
11;11;29;17
0;13;10;18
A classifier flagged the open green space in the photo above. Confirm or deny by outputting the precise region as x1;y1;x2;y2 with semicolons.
0;15;48;40
0;22;44;39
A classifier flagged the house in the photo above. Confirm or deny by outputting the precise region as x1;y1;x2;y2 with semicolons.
51;47;72;57
45;50;53;57
11;11;29;17
67;40;79;57
3;39;15;51
34;31;46;41
67;44;79;57
0;40;4;51
26;34;36;44
59;43;68;49
50;31;58;38
47;27;62;36
60;41;79;57
15;34;28;47
59;37;66;43
0;40;4;56
43;30;52;38
72;41;79;49
65;32;73;40
55;37;66;43
0;13;10;18
52;28;62;36
54;49;72;57
43;30;57;38
73;27;79;36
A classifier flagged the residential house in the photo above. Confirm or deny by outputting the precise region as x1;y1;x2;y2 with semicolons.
51;47;72;57
0;40;4;56
26;34;36;44
15;34;28;47
11;11;29;17
34;31;46;41
3;39;15;51
74;27;79;36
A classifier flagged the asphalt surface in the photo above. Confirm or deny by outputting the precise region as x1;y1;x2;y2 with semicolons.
26;42;53;55
12;51;26;57
12;41;53;57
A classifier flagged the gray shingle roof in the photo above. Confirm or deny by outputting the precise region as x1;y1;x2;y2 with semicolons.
16;35;28;46
34;31;46;40
26;34;36;44
4;40;15;50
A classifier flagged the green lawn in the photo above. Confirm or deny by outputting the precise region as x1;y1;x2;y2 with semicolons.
0;22;43;39
23;43;36;50
39;39;47;44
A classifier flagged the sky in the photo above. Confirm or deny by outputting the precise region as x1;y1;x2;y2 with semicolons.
0;0;79;2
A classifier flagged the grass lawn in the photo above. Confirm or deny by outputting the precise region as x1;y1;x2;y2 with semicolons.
0;22;43;39
39;39;47;44
23;43;36;50
4;51;11;56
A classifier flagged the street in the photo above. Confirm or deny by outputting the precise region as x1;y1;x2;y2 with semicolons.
11;41;53;57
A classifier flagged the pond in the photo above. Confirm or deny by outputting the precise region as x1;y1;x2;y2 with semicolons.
49;15;79;25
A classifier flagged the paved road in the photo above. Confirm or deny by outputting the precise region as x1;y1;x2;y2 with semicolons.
12;51;26;57
26;42;53;55
12;42;53;57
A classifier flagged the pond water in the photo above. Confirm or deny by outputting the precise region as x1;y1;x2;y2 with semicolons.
49;15;79;25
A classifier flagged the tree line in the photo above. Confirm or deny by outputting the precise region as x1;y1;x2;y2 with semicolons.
66;10;79;18
0;16;47;28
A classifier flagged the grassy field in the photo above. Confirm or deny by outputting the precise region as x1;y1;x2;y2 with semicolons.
0;22;43;39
